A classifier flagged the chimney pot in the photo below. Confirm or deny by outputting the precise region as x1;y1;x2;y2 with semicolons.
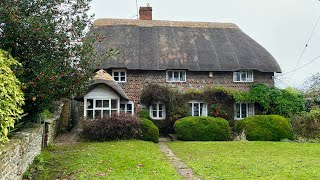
139;5;152;20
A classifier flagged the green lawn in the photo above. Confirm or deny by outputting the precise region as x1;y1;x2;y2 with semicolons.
167;141;320;179
27;140;180;180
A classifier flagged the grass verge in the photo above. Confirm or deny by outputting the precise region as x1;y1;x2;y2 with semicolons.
167;141;320;179
26;140;180;179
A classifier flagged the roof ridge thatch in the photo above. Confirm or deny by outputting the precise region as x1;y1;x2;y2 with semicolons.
93;69;114;81
93;18;239;29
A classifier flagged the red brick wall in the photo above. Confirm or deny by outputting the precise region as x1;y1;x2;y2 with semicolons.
112;70;274;110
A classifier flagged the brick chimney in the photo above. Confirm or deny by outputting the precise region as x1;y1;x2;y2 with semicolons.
139;4;152;20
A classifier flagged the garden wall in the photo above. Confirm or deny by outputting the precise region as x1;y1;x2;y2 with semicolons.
0;125;43;180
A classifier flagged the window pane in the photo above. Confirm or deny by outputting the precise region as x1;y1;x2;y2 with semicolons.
199;103;203;116
159;110;163;118
87;110;93;119
120;104;126;111
174;71;179;81
87;99;93;109
189;103;193;116
96;100;102;108
111;110;117;114
152;111;157;118
120;72;125;77
152;104;157;110
114;76;119;81
113;72;119;76
241;72;247;81
248;103;254;116
121;77;126;81
194;103;199;116
235;104;241;118
159;104;163;110
241;104;247;118
103;100;109;108
111;99;117;109
127;104;132;111
180;71;186;81
95;110;102;119
247;71;253;81
236;72;241;81
103;110;110;117
167;71;173;81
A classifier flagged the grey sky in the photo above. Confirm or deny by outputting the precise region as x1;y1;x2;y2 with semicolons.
90;0;320;89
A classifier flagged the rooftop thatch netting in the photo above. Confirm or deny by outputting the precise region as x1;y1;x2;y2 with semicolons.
91;18;282;73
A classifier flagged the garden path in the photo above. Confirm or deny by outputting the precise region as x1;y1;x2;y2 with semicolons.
54;125;81;145
159;138;201;180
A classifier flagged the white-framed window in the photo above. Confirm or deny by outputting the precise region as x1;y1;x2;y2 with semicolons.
112;69;126;82
189;101;207;116
233;71;253;82
166;70;186;82
84;98;119;119
149;103;166;120
234;103;255;120
120;101;134;115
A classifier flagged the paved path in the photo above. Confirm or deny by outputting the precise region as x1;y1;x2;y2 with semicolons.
158;138;201;180
54;125;82;145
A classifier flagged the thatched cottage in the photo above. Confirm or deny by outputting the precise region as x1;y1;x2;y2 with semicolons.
79;6;281;121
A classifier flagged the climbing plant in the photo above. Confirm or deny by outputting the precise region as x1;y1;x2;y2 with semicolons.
0;50;24;143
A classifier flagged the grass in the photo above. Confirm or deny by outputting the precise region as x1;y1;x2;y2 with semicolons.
27;140;180;180
167;141;320;179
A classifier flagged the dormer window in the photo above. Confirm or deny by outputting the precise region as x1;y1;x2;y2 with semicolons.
112;69;126;82
233;71;253;82
166;70;186;82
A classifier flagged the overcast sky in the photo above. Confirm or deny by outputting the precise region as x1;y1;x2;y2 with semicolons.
90;0;320;89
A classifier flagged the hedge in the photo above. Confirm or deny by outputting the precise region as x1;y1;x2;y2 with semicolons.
81;114;140;141
236;115;293;141
140;118;159;143
174;116;230;141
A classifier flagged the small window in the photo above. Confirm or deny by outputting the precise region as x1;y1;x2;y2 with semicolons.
233;71;253;82
234;103;254;120
112;69;126;82
166;70;186;82
120;101;134;115
149;103;166;120
85;98;119;119
189;101;207;116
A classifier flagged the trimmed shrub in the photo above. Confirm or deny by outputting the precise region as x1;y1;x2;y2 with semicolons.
140;118;159;143
81;114;140;141
291;109;320;139
174;116;230;141
236;115;293;141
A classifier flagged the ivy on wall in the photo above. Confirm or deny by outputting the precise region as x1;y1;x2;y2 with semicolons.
0;50;25;143
140;83;306;124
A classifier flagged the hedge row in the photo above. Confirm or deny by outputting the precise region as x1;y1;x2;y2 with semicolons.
81;114;159;143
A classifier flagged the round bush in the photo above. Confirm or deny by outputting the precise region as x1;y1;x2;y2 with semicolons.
236;115;293;141
174;116;230;141
140;118;159;143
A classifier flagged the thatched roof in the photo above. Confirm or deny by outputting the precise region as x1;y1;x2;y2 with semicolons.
90;18;282;73
75;70;128;101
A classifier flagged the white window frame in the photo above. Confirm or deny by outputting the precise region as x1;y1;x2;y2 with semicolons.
189;101;207;116
233;71;254;82
166;70;187;82
234;103;255;120
120;101;134;115
112;69;127;82
149;103;166;120
84;98;120;119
